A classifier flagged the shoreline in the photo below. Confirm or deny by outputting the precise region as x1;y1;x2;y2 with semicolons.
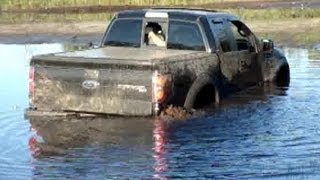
0;19;319;47
0;22;105;44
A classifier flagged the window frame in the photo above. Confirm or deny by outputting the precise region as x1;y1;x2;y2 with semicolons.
142;18;169;48
226;20;259;52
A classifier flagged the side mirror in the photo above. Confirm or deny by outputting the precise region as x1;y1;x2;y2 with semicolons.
262;39;274;53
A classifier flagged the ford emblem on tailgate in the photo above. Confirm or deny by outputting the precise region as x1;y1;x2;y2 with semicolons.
82;80;100;90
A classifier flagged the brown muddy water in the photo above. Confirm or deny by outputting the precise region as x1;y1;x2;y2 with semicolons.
0;43;320;179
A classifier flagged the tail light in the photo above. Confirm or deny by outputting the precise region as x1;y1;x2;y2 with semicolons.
28;67;35;105
152;71;170;113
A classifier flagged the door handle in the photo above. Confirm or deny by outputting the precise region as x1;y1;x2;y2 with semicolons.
240;60;246;66
239;59;248;72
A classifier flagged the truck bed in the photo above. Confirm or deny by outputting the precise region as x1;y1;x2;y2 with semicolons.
29;46;203;116
31;46;199;65
56;46;197;60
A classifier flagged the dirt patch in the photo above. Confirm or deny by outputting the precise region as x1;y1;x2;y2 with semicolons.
248;18;320;46
0;22;106;44
160;105;197;121
0;17;318;46
0;5;319;45
248;18;320;33
0;22;106;35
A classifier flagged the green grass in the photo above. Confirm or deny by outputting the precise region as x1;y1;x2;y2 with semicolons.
1;8;320;24
0;0;221;9
255;31;320;47
0;0;282;9
293;31;320;46
2;0;320;20
308;49;320;60
226;8;320;20
0;1;319;47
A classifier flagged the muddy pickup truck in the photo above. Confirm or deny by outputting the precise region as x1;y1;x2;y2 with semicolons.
26;8;290;116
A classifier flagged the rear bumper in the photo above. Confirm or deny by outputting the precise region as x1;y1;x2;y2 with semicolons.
32;98;154;117
24;109;97;118
25;105;155;118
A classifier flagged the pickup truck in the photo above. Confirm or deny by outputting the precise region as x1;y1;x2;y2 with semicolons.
26;8;290;116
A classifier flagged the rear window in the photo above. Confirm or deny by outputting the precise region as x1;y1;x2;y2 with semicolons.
167;21;205;51
104;19;142;48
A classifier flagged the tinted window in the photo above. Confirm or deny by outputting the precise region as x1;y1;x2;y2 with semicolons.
228;21;252;51
104;19;142;48
212;21;233;52
167;21;205;51
229;21;245;40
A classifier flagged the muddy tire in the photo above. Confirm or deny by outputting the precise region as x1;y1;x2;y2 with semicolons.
184;75;219;110
275;63;290;87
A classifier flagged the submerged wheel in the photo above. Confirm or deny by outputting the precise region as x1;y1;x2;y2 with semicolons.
184;75;220;110
193;84;219;109
275;64;290;87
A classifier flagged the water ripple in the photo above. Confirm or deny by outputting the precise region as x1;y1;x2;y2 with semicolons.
1;45;320;179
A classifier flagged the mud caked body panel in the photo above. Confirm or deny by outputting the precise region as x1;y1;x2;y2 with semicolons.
27;8;289;116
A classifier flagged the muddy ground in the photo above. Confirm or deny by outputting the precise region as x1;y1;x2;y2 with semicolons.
0;22;105;44
0;0;319;45
0;17;318;46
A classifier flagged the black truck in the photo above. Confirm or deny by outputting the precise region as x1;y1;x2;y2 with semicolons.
26;8;290;116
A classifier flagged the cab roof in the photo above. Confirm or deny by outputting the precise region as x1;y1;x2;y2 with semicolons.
116;8;239;21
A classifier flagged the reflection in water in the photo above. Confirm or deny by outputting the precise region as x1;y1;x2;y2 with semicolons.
1;44;320;179
27;115;172;179
27;115;156;178
153;118;168;180
28;116;154;153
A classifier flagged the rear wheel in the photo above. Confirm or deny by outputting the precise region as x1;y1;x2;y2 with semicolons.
184;76;220;110
193;84;218;109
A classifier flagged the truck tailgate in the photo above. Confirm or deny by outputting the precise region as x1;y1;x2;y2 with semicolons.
30;49;158;116
34;66;152;115
30;47;198;116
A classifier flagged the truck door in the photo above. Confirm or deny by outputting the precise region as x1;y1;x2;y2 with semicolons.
209;19;242;89
226;20;262;88
210;18;261;89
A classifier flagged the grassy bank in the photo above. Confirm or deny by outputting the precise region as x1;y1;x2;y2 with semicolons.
247;17;320;46
227;8;320;20
0;0;281;9
1;14;318;46
1;8;320;23
254;30;320;47
0;4;319;46
231;8;320;46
